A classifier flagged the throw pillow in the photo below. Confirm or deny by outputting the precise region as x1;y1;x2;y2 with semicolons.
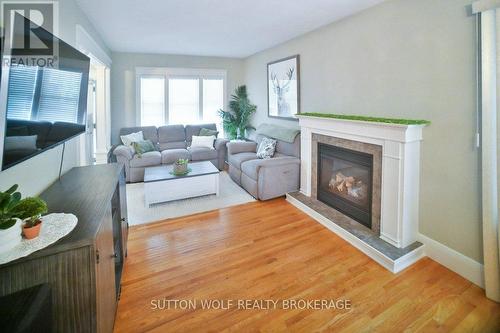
120;131;144;153
199;128;219;138
190;135;216;149
256;137;277;159
4;135;38;151
132;140;156;157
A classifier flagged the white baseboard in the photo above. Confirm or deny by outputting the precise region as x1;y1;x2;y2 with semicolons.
417;233;484;288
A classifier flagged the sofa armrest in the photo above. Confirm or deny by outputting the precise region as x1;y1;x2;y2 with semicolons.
113;145;134;160
214;138;229;151
227;141;257;155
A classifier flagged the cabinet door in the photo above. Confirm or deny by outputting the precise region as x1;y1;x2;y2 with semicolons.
118;170;128;257
95;206;117;333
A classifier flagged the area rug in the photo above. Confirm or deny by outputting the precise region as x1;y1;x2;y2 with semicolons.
126;171;255;226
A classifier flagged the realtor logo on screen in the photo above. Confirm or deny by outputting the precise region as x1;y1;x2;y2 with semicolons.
1;1;59;67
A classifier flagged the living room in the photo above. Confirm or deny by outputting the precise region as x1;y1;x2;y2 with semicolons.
0;0;499;332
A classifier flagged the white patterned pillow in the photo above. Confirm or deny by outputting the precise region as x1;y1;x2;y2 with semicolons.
256;137;277;159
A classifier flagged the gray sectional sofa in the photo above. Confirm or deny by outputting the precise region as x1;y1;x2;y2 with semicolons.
113;123;228;182
226;134;301;200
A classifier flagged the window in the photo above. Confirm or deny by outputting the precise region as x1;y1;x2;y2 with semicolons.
203;79;224;127
37;68;82;123
137;68;226;134
6;66;38;120
6;66;83;123
168;78;199;125
140;77;165;126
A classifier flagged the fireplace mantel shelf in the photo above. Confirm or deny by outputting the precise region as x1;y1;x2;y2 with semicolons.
296;114;430;127
296;115;427;143
289;114;427;273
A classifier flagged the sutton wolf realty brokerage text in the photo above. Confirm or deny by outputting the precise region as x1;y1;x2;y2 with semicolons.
151;299;352;311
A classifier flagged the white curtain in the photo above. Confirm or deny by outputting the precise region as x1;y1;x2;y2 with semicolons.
474;0;500;302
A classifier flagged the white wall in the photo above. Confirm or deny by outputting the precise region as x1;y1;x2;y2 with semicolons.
243;0;482;263
110;52;244;143
0;0;111;196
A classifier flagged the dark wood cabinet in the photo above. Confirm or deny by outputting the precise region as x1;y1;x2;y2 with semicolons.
0;164;128;332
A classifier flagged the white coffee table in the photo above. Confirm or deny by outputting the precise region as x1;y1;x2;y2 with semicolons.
144;161;220;206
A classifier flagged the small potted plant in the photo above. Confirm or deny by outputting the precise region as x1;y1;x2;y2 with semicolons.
0;185;23;252
173;158;189;175
15;197;48;239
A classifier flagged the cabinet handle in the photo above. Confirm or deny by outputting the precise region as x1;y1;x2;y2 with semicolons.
96;250;100;264
120;218;125;222
111;253;118;259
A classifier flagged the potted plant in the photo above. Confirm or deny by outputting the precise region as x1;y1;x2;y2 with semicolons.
173;158;189;175
15;197;48;239
0;185;23;252
218;85;257;140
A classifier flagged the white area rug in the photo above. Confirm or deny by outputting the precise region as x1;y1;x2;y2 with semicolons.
126;171;255;226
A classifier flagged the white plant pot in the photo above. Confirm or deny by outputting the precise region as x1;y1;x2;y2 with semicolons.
0;219;22;252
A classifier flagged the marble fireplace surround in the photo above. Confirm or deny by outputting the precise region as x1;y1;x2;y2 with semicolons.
311;133;382;235
287;115;427;273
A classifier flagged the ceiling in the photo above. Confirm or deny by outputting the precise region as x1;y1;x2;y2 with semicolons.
75;0;386;58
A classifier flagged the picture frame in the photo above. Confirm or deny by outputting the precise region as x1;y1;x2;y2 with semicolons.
267;55;300;121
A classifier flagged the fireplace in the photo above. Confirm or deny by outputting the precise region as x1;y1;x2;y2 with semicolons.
317;143;373;229
287;116;427;272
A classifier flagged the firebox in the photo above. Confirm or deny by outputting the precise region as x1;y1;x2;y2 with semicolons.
317;143;373;229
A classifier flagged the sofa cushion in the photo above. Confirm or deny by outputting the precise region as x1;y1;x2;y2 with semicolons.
161;149;190;164
189;147;218;161
241;156;298;180
228;152;257;170
190;135;216;149
185;124;217;143
132;139;157;156
158;125;185;142
129;151;161;168
256;137;277;159
159;141;187;150
199;128;219;137
256;134;300;158
120;126;158;145
120;131;144;153
157;125;186;150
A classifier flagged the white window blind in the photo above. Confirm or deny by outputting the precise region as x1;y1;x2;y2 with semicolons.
137;68;226;134
38;68;83;123
203;79;224;132
168;78;199;125
6;66;38;120
140;77;165;126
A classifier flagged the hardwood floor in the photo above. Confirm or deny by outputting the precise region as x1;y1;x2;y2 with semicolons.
114;199;500;332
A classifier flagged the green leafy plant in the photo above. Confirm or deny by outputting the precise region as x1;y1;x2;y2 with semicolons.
218;85;257;140
14;197;48;228
0;184;22;230
175;158;189;165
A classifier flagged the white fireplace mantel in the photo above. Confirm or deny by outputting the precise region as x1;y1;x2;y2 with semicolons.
297;115;427;249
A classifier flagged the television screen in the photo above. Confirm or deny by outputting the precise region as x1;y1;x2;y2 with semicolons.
0;15;90;170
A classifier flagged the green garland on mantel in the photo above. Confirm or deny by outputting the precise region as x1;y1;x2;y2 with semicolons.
299;112;431;125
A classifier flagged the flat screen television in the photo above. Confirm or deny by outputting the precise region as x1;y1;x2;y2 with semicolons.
0;15;90;170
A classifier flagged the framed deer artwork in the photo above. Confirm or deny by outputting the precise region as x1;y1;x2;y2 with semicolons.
267;55;300;120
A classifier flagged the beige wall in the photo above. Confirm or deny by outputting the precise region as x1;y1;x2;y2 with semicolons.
0;0;110;196
243;0;482;262
110;52;244;143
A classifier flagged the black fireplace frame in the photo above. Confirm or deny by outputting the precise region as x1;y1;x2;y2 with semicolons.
317;143;374;229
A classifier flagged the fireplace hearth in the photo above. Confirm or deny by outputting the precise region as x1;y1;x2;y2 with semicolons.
317;143;373;229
